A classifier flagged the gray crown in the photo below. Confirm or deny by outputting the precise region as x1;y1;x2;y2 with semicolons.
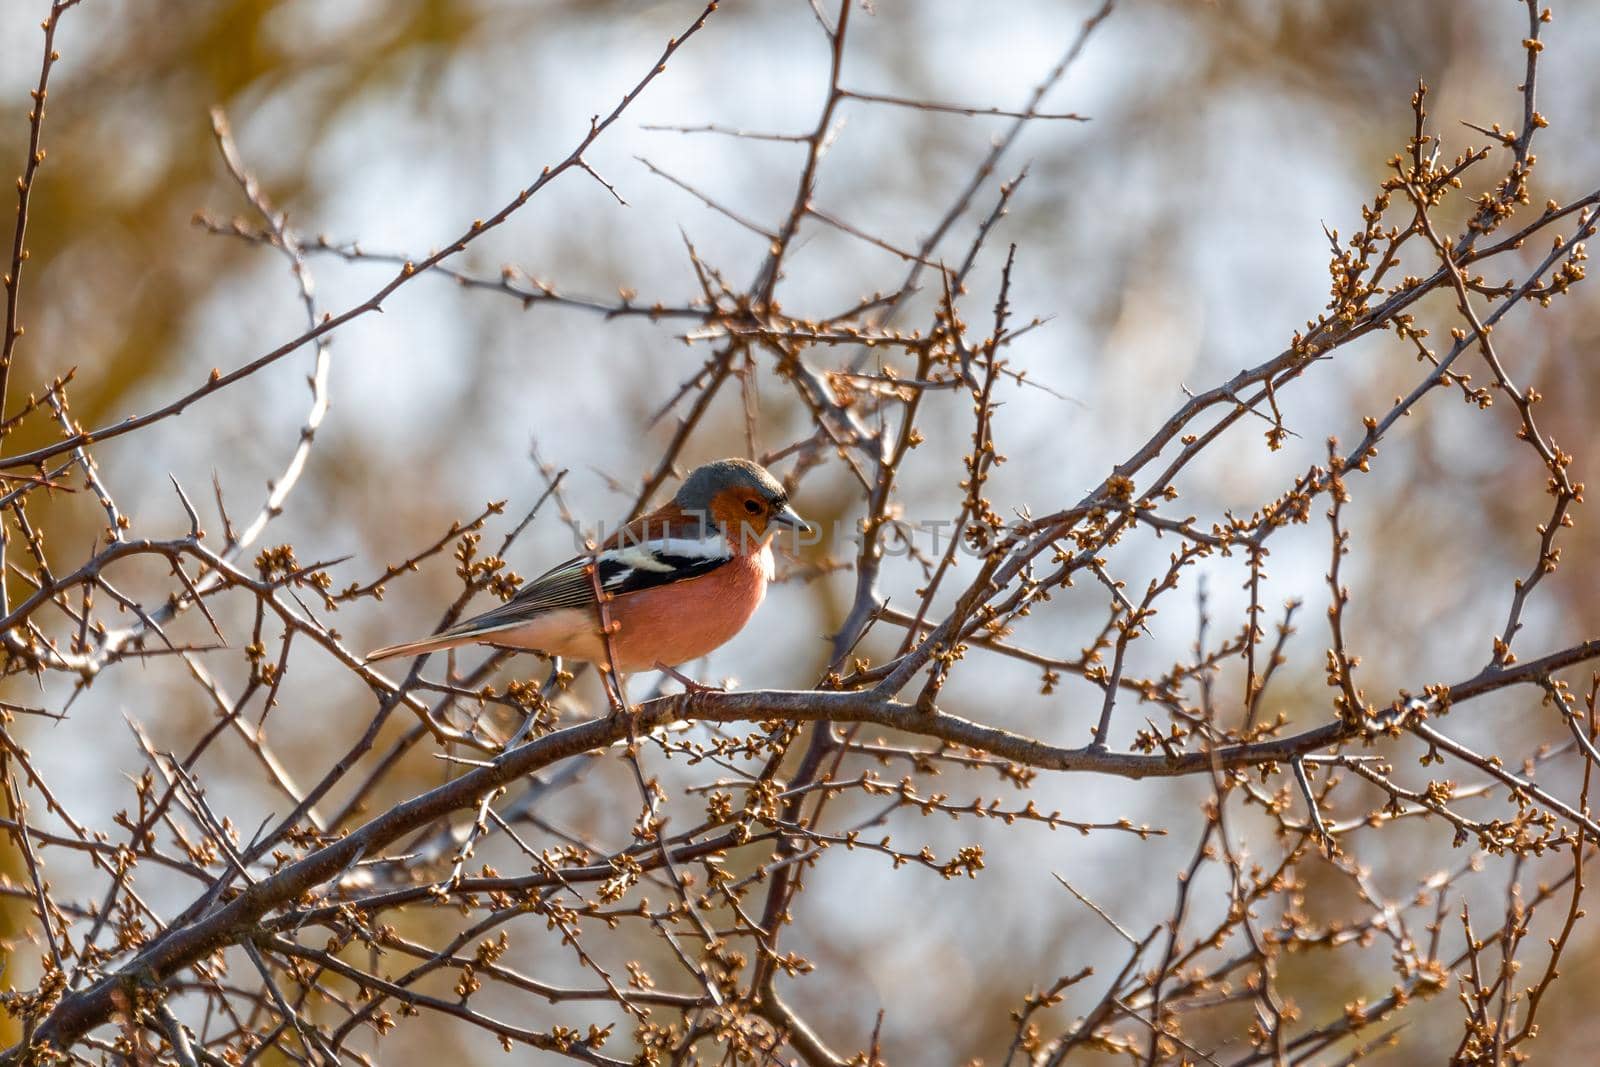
674;458;787;513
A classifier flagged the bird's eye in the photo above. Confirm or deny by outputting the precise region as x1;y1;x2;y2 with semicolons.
743;498;761;515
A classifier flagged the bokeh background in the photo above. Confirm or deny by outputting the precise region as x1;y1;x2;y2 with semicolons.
4;0;1600;1061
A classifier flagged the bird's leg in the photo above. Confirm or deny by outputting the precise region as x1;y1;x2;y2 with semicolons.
654;661;725;695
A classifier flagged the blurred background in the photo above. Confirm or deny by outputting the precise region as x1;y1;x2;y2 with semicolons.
4;0;1600;1061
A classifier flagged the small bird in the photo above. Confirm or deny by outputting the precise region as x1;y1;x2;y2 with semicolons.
367;458;809;674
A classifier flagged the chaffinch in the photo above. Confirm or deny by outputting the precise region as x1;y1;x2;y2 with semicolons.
367;458;809;672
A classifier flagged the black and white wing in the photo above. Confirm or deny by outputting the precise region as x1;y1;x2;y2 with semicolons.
366;527;733;661
429;534;730;635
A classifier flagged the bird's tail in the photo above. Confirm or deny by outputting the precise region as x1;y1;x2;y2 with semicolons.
365;631;479;663
366;614;532;662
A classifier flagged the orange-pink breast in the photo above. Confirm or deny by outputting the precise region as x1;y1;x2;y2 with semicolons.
488;547;772;672
603;546;771;670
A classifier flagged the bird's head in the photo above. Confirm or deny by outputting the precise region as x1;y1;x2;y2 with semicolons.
675;458;811;553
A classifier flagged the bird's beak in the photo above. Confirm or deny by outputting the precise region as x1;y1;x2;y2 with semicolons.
770;503;813;535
